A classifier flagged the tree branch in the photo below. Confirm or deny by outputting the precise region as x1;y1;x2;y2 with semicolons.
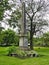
25;10;31;20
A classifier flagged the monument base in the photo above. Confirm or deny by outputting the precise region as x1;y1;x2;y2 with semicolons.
19;35;28;50
19;46;29;50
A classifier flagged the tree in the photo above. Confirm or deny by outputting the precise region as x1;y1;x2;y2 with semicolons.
7;9;22;28
25;0;49;50
2;0;49;50
0;23;4;33
0;23;4;44
0;0;11;20
42;32;49;46
2;0;22;30
0;29;19;46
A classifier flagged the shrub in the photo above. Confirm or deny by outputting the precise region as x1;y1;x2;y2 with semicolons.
7;47;38;58
0;29;19;46
8;45;16;56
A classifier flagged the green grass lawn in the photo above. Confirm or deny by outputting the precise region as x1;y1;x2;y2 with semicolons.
0;47;49;65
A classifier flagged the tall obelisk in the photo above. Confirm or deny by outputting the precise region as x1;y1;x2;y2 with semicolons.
19;2;28;50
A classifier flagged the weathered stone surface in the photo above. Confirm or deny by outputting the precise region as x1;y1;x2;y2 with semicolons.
19;2;28;49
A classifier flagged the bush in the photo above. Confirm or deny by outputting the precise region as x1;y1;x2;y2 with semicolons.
8;45;16;56
0;29;19;46
7;46;38;58
16;49;27;57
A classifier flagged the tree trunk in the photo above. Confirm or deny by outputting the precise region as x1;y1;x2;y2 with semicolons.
30;20;33;50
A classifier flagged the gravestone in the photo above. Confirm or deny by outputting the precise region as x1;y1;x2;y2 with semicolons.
19;2;28;50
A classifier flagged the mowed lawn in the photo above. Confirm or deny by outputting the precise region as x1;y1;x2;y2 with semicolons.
0;47;49;65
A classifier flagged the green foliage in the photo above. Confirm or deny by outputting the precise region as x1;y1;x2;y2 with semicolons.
33;32;49;47
33;37;43;46
42;32;49;46
0;33;4;44
8;45;16;55
0;47;8;55
0;0;11;20
0;29;19;46
16;49;27;57
8;9;22;28
0;47;49;65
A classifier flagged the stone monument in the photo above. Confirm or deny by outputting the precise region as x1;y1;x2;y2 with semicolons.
19;2;28;50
